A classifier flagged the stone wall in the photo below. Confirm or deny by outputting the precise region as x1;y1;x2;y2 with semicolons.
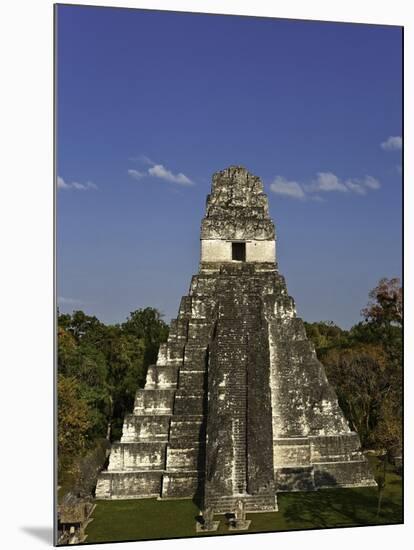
200;239;276;263
96;166;376;509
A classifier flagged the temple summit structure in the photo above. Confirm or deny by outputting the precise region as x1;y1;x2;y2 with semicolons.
96;166;376;517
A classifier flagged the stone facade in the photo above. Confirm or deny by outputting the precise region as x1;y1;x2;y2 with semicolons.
96;166;376;513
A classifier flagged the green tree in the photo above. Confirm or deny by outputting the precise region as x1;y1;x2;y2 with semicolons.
361;277;402;368
122;307;169;368
104;325;146;441
322;344;388;448
315;278;402;457
56;307;170;491
304;321;349;357
57;375;91;473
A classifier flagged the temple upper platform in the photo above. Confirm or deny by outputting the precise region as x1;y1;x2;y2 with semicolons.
200;166;276;265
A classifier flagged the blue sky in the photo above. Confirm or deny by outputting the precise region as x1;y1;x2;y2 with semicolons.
57;5;402;329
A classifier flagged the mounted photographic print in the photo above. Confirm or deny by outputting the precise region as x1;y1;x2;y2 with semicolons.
55;3;403;545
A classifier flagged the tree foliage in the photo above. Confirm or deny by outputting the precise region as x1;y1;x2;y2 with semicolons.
361;277;402;327
305;277;402;457
122;308;169;368
322;344;388;447
57;279;402;494
57;375;91;473
57;307;169;475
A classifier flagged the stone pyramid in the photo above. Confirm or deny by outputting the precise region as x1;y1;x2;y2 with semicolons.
96;166;376;514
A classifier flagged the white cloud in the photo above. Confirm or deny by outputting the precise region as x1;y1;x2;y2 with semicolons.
58;176;97;191
139;155;156;165
269;171;380;201
57;176;70;189
269;176;305;199
128;169;145;180
128;159;194;186
362;175;381;190
306;172;348;193
128;154;155;165
381;136;402;151
305;172;381;195
344;179;366;195
148;164;193;185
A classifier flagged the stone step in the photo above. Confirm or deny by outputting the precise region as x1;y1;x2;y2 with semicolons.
188;297;211;320
206;493;278;514
144;365;178;389
168;318;189;340
133;389;175;415
120;415;171;443
178;296;192;318
169;417;205;440
169;414;204;421
161;471;202;499
187;320;211;342
156;343;184;366
313;459;377;489
173;390;206;415
309;433;362;462
178;370;206;389
179;362;207;373
275;466;316;492
108;442;167;472
96;471;164;500
273;438;311;466
165;443;203;471
183;345;208;370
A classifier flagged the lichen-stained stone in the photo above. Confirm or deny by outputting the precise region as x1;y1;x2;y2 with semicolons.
108;442;167;471
161;472;200;499
133;389;175;415
169;416;205;441
120;415;170;443
144;365;178;389
96;166;376;507
96;471;163;499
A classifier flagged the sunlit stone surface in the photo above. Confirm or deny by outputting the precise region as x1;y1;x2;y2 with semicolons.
96;166;376;512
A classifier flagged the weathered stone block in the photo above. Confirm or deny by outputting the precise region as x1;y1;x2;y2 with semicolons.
145;365;178;389
310;433;362;463
165;443;201;471
275;466;316;492
96;471;163;499
133;389;175;415
273;438;311;467
183;345;207;370
178;370;205;389
97;166;376;508
120;415;170;443
169;417;204;441
161;472;200;498
108;442;166;471
314;460;377;488
173;390;205;415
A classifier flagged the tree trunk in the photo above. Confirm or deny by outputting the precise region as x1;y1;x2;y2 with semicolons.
376;488;383;519
106;395;114;441
376;453;388;519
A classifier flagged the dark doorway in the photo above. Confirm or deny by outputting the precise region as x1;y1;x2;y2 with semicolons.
232;242;246;261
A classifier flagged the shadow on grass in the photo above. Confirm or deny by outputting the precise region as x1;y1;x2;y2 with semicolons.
84;465;402;544
281;486;402;529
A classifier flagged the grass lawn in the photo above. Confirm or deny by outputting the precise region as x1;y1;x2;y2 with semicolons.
84;462;402;544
